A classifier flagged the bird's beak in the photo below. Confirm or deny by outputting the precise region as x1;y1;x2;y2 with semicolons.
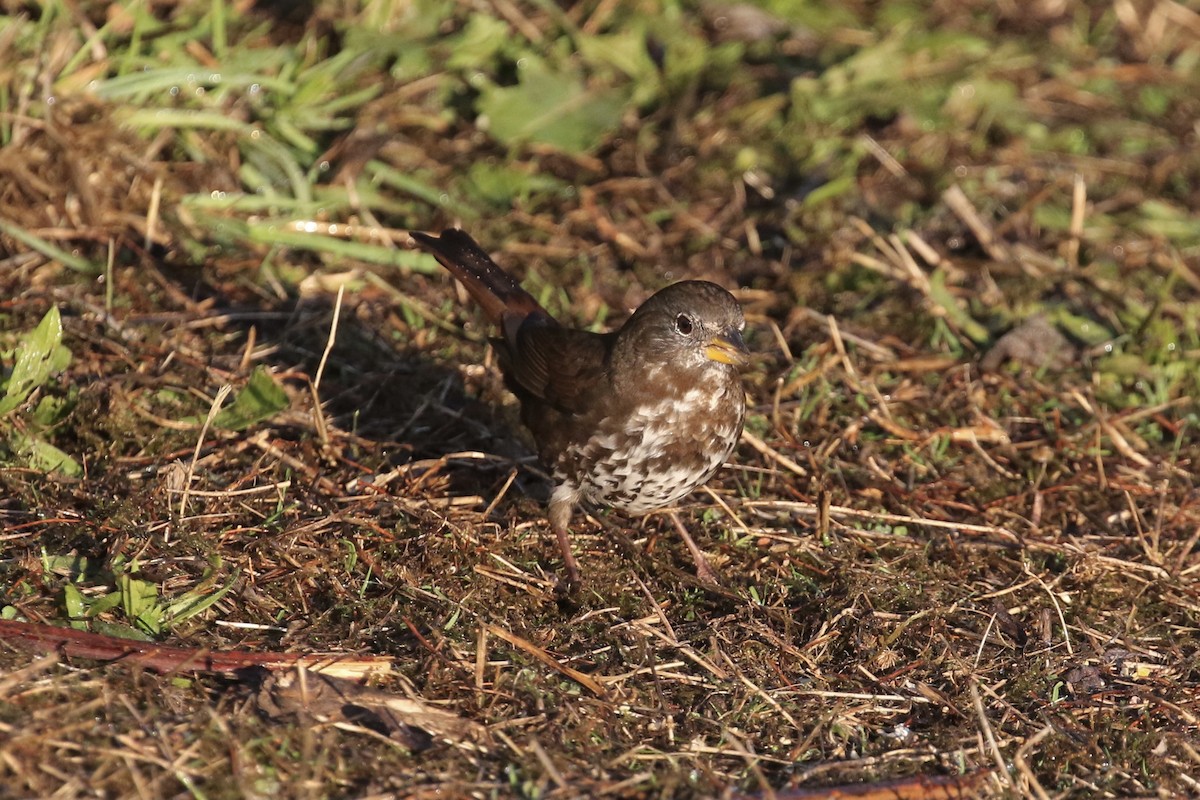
705;329;749;367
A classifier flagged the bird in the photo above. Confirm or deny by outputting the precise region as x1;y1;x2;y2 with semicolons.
410;228;748;589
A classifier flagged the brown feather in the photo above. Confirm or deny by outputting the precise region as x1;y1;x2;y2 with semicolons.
510;325;613;414
410;229;548;344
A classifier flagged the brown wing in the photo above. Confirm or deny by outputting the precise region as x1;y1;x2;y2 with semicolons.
508;323;614;415
411;228;610;415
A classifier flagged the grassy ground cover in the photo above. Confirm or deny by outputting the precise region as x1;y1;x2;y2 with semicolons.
1;1;1198;796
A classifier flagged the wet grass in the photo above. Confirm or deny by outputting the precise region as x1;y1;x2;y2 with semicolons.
1;0;1199;797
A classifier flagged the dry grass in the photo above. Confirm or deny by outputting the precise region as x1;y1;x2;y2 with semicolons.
1;1;1198;798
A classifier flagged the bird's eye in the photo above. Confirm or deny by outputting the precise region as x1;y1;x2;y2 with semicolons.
673;314;695;336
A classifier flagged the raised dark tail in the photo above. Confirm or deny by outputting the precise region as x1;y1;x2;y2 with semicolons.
410;229;548;332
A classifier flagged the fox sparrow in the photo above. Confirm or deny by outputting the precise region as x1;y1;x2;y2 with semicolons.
411;229;748;587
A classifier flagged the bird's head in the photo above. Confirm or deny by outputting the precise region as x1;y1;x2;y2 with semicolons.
613;281;748;380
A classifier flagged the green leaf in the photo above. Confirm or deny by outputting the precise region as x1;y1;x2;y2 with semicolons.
477;57;628;154
63;583;87;619
31;391;74;427
1136;200;1200;247
163;569;240;624
928;269;989;344
116;570;162;635
1;307;72;417
802;174;858;207
41;552;95;578
0;218;98;274
240;218;442;272
366;162;479;219
446;15;513;71
9;431;82;476
86;591;126;618
134;608;164;635
90;620;156;642
117;571;159;619
578;29;662;106
212;366;289;431
461;161;567;207
1051;309;1113;346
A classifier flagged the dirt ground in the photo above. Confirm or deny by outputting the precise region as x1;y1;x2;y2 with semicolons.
1;1;1198;798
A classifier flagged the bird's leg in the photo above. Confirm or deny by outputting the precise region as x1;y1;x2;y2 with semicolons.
549;485;582;589
668;510;718;585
